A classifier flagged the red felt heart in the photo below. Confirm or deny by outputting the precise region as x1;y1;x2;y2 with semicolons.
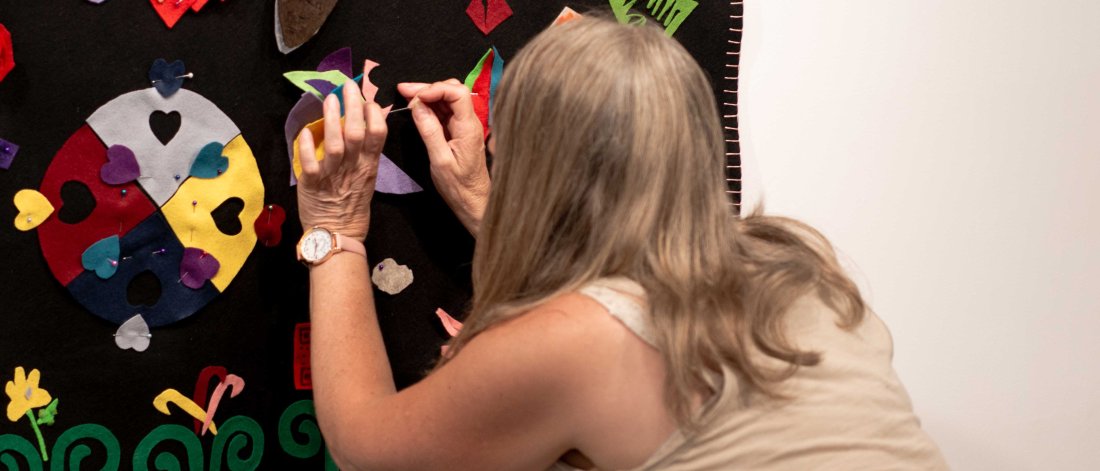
253;204;286;247
150;0;197;29
466;0;513;36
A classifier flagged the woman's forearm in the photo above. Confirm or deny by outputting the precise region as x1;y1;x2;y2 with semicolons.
308;250;395;461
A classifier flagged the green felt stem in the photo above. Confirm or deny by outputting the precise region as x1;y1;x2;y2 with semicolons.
24;410;48;462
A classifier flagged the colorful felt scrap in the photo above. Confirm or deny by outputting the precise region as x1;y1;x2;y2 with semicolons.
283;70;353;100
464;48;505;138
317;47;353;77
371;258;413;295
13;189;53;231
553;6;583;26
609;0;697;37
466;0;513;35
275;0;339;54
149;0;225;29
0;24;13;83
0;137;18;169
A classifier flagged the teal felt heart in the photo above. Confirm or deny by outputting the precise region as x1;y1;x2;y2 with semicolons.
189;142;229;179
81;235;121;279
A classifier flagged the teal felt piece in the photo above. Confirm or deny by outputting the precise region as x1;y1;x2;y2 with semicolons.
189;142;229;179
81;235;121;279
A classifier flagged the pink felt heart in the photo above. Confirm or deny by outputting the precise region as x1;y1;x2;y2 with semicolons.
101;145;140;185
179;248;219;289
150;0;197;29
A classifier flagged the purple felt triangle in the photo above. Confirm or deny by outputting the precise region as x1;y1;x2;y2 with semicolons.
306;79;338;97
377;154;423;194
317;47;354;78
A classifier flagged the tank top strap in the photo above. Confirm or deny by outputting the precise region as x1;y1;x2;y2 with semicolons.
578;277;657;347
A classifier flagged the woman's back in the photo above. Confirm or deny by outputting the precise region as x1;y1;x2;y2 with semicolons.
563;278;948;470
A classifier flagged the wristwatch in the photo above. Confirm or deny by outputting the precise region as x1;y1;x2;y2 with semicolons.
296;227;366;266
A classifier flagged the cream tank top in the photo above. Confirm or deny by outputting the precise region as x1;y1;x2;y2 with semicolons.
550;277;949;471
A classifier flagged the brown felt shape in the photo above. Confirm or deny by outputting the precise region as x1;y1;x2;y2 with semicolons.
277;0;339;52
37;125;158;286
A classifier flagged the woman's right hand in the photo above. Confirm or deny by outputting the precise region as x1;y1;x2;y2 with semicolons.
397;80;490;236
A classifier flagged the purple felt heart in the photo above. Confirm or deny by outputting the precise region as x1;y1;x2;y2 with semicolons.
179;248;220;290
100;145;141;185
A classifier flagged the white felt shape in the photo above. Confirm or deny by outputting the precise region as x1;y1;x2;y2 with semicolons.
115;314;152;352
87;88;240;206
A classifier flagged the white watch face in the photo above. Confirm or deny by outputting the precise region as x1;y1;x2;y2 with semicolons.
300;228;333;263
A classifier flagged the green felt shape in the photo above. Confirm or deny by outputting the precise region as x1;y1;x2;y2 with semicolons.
210;416;264;471
50;423;121;471
609;0;697;36
81;235;120;279
0;434;43;471
189;142;229;179
34;399;57;426
133;424;202;471
284;70;353;100
277;400;336;469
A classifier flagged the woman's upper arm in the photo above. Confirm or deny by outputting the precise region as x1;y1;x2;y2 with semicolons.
329;304;600;471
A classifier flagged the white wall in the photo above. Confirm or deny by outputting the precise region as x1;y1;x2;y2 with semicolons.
739;1;1100;469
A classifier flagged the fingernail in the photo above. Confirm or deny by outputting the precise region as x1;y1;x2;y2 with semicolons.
412;101;430;118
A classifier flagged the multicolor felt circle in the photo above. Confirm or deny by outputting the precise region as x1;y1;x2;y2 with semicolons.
35;88;263;327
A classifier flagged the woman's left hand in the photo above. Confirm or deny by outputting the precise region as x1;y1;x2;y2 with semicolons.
296;75;388;241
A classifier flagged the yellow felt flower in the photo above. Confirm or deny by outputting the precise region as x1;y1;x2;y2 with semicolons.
5;367;52;422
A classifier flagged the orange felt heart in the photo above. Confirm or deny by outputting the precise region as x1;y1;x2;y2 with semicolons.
150;0;197;29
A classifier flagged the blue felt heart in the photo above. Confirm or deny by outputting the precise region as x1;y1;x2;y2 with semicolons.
148;59;186;97
82;235;121;279
189;142;229;179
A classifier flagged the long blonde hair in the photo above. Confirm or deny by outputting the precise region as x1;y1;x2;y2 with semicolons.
440;17;865;427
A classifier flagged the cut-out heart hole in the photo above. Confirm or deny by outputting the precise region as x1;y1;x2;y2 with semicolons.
127;270;162;307
58;181;96;224
149;111;182;146
211;197;244;236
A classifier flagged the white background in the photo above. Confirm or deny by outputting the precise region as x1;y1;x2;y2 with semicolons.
739;1;1100;469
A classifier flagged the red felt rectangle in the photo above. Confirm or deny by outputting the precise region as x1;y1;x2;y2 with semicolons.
293;322;312;390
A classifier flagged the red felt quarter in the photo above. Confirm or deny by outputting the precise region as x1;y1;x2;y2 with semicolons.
37;125;158;286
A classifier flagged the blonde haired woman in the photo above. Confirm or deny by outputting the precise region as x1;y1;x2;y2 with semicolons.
295;17;947;470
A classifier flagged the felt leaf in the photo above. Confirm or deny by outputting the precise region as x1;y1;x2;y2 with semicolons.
254;204;286;247
88;88;240;206
436;308;464;337
149;59;187;97
189;142;229;178
13;189;54;231
466;0;513;35
275;0;339;54
0;24;13;83
37;126;158;287
464;48;504;138
179;248;220;289
316;47;353;78
114;314;152;352
284;70;353;100
371;258;413;295
0;137;18;170
82;235;121;279
35;398;59;426
101;145;141;185
150;0;198;29
162;135;263;292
